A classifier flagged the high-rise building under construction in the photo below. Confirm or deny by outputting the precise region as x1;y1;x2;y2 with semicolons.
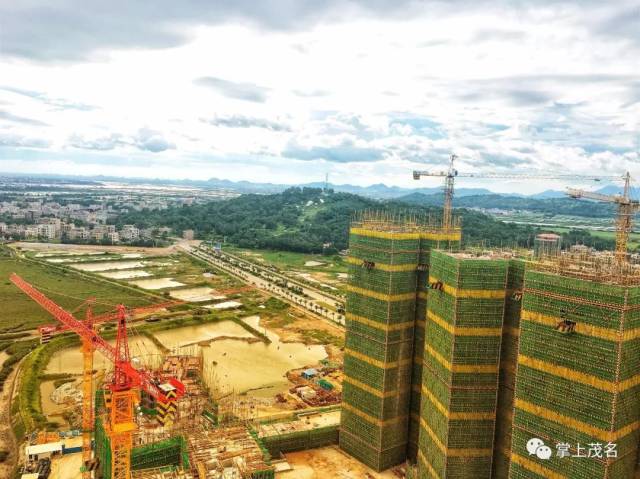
509;258;640;478
416;250;514;478
341;212;640;479
339;213;460;471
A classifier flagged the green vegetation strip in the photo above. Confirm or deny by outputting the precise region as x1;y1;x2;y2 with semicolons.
18;334;79;432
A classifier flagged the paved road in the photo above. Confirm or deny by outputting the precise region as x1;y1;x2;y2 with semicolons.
180;245;345;327
219;249;344;303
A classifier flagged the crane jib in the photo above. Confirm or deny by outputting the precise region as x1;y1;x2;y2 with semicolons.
9;273;185;402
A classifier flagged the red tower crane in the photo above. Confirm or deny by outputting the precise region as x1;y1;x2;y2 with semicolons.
10;273;185;479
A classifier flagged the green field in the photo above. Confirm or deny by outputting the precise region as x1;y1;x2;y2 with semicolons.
0;257;157;331
225;247;347;274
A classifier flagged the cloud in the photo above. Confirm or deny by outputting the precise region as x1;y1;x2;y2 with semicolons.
194;77;269;102
202;115;290;131
2;1;620;62
477;152;534;167
282;139;385;163
68;128;174;153
389;114;445;139
0;86;96;111
0;1;425;61
133;128;174;152
293;89;331;97
471;29;526;43
68;133;123;151
457;87;553;107
622;81;640;108
0;110;48;127
592;4;640;45
0;132;50;148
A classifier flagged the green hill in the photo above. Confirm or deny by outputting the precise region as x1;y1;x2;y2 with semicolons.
115;187;615;253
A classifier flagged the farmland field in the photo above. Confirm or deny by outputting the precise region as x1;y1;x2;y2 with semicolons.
0;255;157;331
225;246;347;274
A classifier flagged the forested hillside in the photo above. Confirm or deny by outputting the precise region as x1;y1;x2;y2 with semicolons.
115;188;615;253
399;192;616;218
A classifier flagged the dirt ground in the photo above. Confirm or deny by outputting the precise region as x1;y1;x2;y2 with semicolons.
0;362;20;478
12;239;201;256
278;446;405;479
267;315;344;363
50;451;82;479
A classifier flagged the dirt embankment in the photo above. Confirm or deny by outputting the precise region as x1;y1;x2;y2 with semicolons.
0;362;21;477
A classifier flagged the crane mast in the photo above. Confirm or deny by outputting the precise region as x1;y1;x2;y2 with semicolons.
442;155;456;230
567;171;639;264
82;304;94;478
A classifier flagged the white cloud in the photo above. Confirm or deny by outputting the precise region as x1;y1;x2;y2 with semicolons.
0;1;638;193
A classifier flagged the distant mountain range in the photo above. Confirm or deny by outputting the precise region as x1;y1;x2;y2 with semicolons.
0;171;627;200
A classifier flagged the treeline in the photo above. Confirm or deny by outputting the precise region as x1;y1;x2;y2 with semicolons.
114;187;615;254
399;193;616;218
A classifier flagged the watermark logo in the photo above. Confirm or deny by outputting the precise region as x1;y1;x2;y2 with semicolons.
528;438;618;459
527;438;552;460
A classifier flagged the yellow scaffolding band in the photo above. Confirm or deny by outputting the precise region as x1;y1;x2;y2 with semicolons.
349;227;461;241
420;231;461;241
345;312;414;332
518;354;640;393
515;398;640;442
342;402;407;427
346;256;418;272
345;284;416;302
418;291;429;300
521;309;640;342
422;385;496;420
418;450;441;479
344;347;412;369
427;310;503;336
343;376;402;399
420;418;493;457
420;417;446;453
416;319;426;329
426;345;499;374
510;452;567;479
503;326;520;337
350;227;421;240
428;276;507;299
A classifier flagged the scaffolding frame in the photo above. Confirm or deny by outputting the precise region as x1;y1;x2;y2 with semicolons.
341;213;461;471
509;267;640;478
417;251;509;479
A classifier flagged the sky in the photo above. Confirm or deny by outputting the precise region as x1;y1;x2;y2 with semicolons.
0;1;638;193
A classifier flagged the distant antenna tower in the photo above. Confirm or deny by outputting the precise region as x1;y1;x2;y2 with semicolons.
324;173;329;192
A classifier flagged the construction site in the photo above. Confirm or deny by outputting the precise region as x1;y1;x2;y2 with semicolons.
7;165;640;479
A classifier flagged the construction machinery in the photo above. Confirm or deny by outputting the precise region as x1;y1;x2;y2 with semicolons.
35;299;179;478
10;273;185;479
413;154;621;232
568;171;639;263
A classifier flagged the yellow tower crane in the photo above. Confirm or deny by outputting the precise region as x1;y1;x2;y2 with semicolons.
567;171;639;263
413;154;620;231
